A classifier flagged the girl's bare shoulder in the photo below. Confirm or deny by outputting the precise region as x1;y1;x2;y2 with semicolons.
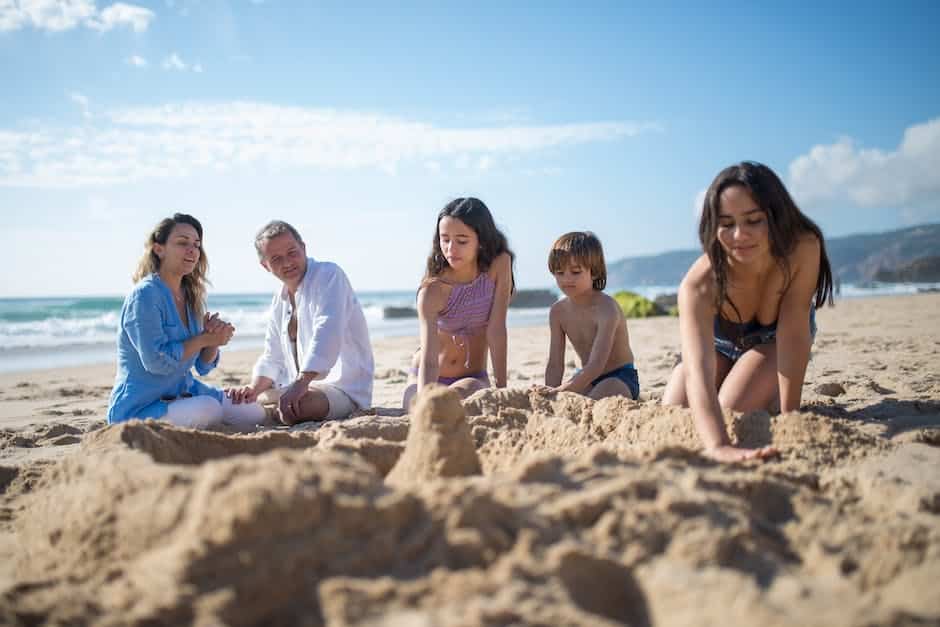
417;278;451;313
790;232;822;265
487;252;513;279
680;254;716;299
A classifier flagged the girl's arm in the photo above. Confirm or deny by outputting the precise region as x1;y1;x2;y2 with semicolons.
776;236;821;412
678;275;728;449
680;267;776;462
417;283;444;391
544;304;566;387
486;253;513;388
556;298;619;393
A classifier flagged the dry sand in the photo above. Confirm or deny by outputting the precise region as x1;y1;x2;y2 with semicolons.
1;293;938;626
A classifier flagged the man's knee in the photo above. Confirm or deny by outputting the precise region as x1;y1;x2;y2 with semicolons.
298;389;331;422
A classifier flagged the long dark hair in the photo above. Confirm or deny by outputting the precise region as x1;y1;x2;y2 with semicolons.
699;162;834;319
424;197;515;290
133;213;210;319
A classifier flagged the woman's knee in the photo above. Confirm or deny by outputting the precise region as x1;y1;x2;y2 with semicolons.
402;384;418;410
662;363;687;406
166;395;223;428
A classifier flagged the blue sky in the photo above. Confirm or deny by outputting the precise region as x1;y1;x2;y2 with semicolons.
1;1;938;297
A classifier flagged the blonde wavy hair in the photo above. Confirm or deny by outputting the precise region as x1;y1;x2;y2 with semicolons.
133;213;210;319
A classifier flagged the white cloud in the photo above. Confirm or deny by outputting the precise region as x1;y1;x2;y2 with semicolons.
161;53;202;72
88;2;153;32
789;116;940;210
162;53;187;71
126;54;147;67
0;101;660;188
68;91;90;118
0;0;153;32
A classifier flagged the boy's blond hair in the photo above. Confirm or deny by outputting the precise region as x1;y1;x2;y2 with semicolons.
548;231;607;291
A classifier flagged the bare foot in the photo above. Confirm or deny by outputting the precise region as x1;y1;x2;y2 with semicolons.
703;445;779;463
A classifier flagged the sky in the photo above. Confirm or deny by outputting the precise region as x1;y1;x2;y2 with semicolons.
1;1;938;297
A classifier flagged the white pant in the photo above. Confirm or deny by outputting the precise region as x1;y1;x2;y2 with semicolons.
164;395;265;432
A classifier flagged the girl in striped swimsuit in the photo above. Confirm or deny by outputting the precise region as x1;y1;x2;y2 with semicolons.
402;198;515;409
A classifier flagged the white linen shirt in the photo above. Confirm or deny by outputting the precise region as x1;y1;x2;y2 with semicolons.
252;257;374;409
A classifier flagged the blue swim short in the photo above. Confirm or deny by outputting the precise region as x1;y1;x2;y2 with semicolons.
590;363;640;400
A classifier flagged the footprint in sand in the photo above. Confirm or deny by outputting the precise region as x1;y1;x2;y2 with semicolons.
815;382;846;397
868;381;896;395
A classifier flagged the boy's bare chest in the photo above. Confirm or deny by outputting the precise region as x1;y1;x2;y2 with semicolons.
561;313;598;355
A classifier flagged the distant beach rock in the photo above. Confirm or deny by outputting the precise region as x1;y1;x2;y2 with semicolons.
612;290;666;318
654;293;679;316
383;306;418;319
510;289;558;308
873;255;940;283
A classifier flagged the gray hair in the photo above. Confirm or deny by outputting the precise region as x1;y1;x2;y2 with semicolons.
254;220;304;260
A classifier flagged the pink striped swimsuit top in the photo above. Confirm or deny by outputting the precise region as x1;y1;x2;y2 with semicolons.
436;272;496;366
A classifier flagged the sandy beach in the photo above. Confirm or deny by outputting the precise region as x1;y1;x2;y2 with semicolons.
1;293;939;625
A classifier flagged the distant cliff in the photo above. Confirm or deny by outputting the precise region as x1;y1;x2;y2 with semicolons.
607;223;940;286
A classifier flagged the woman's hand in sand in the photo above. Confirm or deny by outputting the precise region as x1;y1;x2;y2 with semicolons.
529;384;558;395
703;444;779;463
225;385;258;404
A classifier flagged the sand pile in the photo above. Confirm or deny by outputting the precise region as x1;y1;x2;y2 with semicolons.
386;386;481;486
1;384;938;626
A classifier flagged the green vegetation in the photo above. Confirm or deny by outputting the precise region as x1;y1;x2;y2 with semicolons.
612;291;666;318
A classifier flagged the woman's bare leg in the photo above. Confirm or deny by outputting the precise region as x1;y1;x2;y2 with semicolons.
717;343;780;413
662;354;733;406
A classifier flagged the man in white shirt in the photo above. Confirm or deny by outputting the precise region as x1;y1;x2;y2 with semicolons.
226;221;374;424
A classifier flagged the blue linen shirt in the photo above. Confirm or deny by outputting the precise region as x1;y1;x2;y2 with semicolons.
107;274;222;423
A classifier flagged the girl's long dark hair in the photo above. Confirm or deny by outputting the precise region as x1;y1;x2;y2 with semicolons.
424;197;515;290
699;162;834;320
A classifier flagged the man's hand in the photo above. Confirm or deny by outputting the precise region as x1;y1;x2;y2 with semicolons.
278;378;309;425
225;385;258;404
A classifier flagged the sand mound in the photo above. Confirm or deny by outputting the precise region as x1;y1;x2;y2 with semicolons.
1;386;938;625
387;386;481;486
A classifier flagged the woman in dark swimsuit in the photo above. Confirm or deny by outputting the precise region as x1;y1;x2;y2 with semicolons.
662;162;834;462
402;198;515;409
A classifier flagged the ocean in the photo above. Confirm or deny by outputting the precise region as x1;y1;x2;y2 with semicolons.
1;283;936;373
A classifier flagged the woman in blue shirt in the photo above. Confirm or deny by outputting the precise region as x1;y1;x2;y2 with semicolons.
107;213;267;430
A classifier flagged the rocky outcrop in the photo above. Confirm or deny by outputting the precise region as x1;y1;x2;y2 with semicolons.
510;289;558;308
873;256;940;283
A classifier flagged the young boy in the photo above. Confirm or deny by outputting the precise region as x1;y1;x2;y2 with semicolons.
543;232;640;400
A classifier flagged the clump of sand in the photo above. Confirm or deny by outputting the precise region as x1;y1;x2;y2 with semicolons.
1;386;938;626
386;386;480;486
